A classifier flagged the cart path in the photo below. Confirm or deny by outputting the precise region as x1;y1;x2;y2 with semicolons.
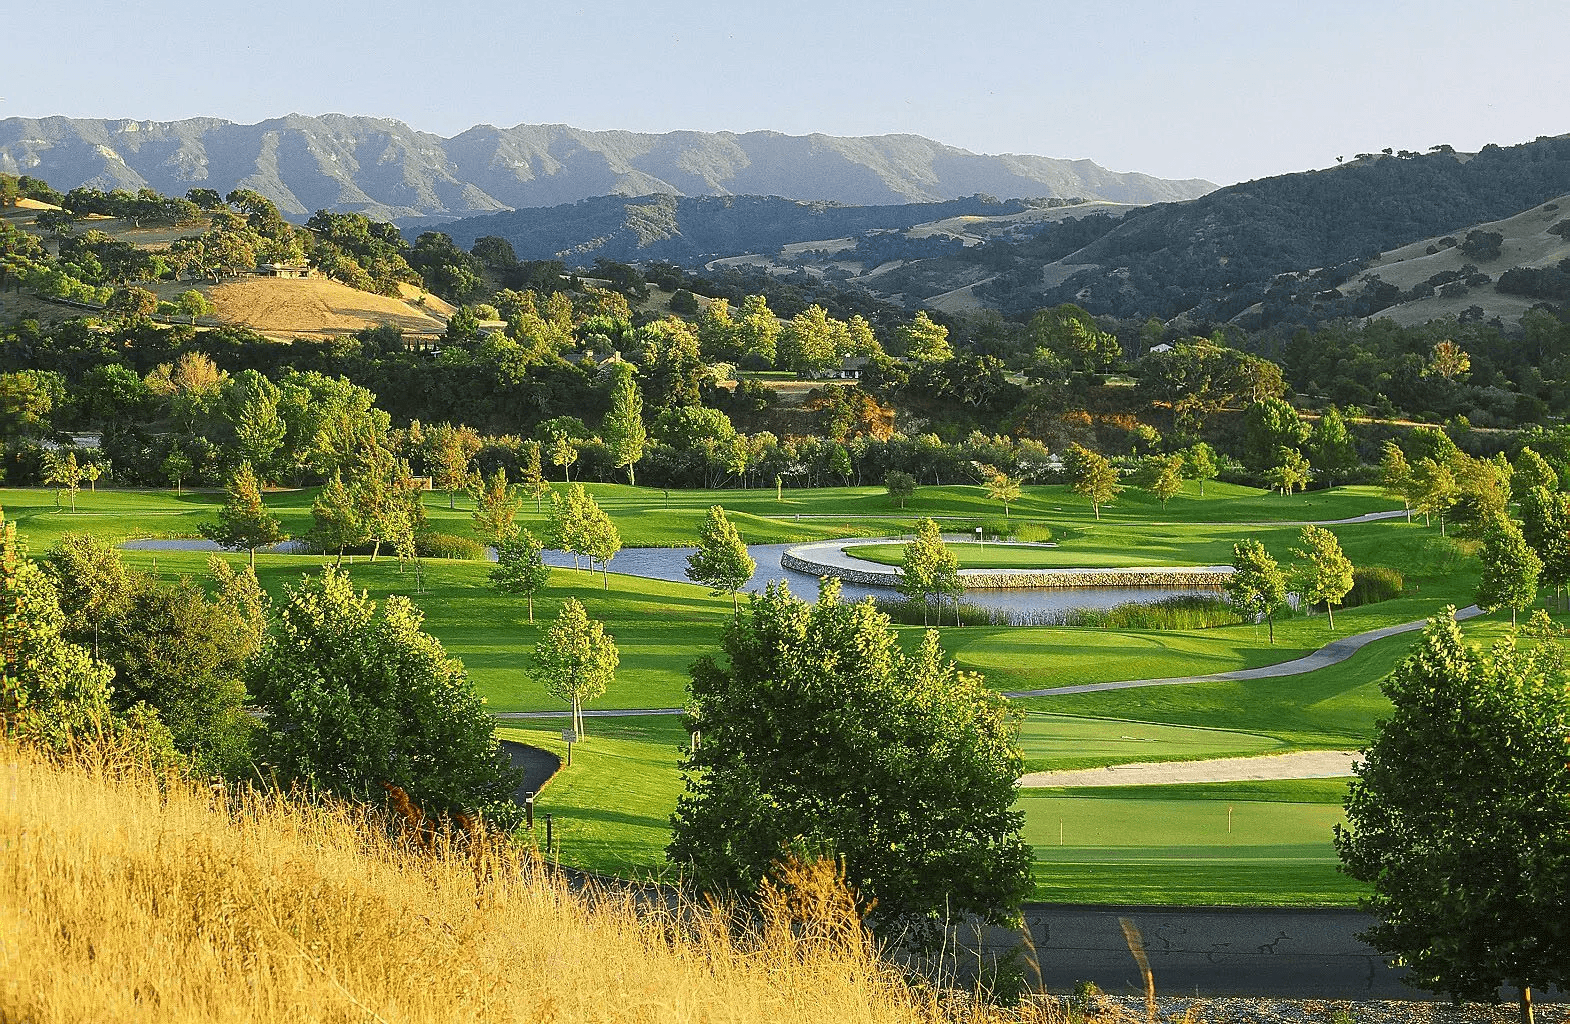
1020;749;1360;788
493;604;1484;721
770;509;1409;526
1004;604;1484;697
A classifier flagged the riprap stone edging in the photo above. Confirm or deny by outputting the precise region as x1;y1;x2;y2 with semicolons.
780;544;1233;591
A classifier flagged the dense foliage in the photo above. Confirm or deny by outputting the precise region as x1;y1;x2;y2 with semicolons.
669;581;1032;941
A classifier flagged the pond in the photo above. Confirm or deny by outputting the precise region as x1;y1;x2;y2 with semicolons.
545;543;1221;626
118;538;1220;626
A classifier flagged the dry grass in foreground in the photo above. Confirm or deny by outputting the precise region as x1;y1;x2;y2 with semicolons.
0;743;1061;1024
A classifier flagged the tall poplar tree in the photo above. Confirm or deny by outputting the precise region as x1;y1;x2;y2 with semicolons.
601;368;647;486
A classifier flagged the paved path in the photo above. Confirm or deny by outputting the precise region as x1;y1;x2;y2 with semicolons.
496;707;684;720
493;605;1481;722
1020;750;1359;788
980;904;1423;998
499;739;561;797
1005;605;1484;697
777;509;1410;526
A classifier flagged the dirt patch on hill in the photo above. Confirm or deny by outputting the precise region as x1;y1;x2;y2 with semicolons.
210;277;447;339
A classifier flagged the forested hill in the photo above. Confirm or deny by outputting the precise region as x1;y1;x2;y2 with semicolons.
424;193;1077;264
975;135;1570;324
0;115;1216;224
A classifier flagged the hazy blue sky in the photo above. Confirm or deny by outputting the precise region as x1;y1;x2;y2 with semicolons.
8;0;1568;185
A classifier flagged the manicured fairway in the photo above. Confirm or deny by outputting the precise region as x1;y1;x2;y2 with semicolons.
0;481;1505;906
497;718;688;883
1018;714;1285;773
1019;780;1364;905
498;719;1364;906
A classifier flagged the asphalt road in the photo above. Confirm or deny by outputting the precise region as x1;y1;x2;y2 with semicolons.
975;904;1413;998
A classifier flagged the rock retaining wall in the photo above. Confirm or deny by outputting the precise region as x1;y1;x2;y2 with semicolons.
781;548;1232;590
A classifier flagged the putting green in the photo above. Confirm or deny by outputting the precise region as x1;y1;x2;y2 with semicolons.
1020;782;1362;905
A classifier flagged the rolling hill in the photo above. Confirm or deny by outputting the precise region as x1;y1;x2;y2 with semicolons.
0;115;1217;225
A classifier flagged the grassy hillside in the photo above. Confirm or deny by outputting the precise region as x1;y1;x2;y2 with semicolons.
5;742;1012;1024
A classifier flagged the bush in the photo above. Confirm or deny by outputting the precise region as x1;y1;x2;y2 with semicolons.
1345;566;1404;607
1460;230;1504;262
668;288;700;314
416;532;487;560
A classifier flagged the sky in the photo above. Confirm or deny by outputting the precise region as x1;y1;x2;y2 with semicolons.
7;0;1569;186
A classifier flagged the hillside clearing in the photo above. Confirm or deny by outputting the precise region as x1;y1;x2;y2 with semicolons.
209;276;447;338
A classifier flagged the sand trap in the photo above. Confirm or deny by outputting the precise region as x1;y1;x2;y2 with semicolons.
1019;750;1359;788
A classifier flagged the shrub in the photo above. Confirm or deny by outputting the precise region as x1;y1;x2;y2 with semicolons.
416;532;487;560
1345;566;1404;607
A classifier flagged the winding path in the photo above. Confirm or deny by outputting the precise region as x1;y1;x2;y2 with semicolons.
1003;604;1483;697
773;509;1410;526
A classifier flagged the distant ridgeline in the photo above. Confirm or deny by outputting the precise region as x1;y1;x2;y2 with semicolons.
421;193;1075;266
0;115;1215;224
972;136;1570;324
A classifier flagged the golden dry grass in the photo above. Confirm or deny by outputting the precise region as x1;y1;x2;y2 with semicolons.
0;744;1060;1024
209;277;447;339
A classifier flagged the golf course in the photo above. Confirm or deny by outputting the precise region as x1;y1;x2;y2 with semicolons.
4;476;1512;906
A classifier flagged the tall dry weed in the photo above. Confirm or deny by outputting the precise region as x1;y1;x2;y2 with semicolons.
0;741;1080;1024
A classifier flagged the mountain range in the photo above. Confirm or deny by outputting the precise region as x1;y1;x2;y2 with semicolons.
0;114;1217;224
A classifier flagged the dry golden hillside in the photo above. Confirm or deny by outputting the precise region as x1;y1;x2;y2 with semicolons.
0;745;1050;1024
209;276;448;340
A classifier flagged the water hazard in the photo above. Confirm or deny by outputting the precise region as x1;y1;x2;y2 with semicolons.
544;543;1219;625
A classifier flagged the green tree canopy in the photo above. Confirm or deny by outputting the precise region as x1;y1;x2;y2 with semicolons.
1243;397;1309;471
199;461;286;566
1182;442;1219;496
1520;486;1570;608
250;566;517;814
1225;539;1287;643
1264;446;1311;496
685;506;756;611
470;467;521;547
309;472;366;565
1476;517;1542;627
531;597;618;739
492;529;551;622
897;517;961;626
1337;611;1570;1021
1411;457;1459;532
1290;524;1355;630
669;581;1030;942
1308;405;1357;486
1513;446;1558;494
884;470;916;508
1066;444;1121;519
601;366;647;486
1379;441;1412;518
984;467;1023;516
0;520;117;752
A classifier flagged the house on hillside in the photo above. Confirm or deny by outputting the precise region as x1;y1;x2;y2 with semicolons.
256;262;311;279
835;355;870;380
